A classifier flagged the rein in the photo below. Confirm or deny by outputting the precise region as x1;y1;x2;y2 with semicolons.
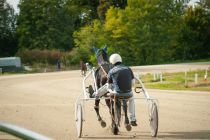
100;65;108;77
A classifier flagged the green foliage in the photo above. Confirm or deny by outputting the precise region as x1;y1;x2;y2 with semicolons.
176;6;210;60
73;20;108;65
17;0;79;51
69;0;99;26
73;0;209;66
97;0;111;20
16;0;128;53
2;0;209;67
0;0;18;57
97;0;127;20
75;0;184;65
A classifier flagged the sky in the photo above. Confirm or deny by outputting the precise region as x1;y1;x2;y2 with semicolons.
6;0;20;13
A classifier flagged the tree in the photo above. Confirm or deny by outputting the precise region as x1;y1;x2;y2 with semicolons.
0;0;18;57
17;0;80;51
104;0;184;65
73;19;108;64
74;0;209;66
68;0;127;25
177;6;210;60
69;0;99;26
97;0;127;21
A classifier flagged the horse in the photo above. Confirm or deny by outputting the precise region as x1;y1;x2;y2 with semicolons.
80;60;87;76
92;45;120;134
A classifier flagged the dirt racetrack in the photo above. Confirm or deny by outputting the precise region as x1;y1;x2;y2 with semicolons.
0;63;210;140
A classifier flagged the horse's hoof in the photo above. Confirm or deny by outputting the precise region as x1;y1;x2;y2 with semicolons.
100;120;106;128
114;129;118;135
112;123;119;135
125;124;132;131
113;127;119;135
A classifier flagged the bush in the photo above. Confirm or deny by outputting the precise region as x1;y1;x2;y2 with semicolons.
16;49;61;65
61;50;80;66
16;48;93;69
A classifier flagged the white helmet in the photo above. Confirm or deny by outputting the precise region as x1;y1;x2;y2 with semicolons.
109;53;122;65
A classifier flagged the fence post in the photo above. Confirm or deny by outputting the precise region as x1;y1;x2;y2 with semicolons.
185;71;187;86
153;73;156;81
160;73;163;83
0;68;2;75
204;69;208;81
195;73;198;84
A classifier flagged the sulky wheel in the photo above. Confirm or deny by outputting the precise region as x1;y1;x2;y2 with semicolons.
149;101;158;137
76;104;83;138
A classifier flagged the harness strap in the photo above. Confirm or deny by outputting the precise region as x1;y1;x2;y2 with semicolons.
100;65;108;77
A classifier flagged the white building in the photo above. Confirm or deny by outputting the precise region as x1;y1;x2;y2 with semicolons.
0;57;22;72
0;57;21;67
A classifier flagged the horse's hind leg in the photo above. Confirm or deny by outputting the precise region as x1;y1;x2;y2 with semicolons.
108;99;119;135
94;99;101;121
123;100;132;131
111;120;119;135
105;99;112;113
105;99;119;124
94;99;106;127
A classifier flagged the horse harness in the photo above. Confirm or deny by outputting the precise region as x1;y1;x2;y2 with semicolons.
99;62;111;77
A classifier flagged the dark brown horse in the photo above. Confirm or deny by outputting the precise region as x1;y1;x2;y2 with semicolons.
92;45;120;134
80;61;87;76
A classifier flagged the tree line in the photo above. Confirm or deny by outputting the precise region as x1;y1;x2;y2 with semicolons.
0;0;209;66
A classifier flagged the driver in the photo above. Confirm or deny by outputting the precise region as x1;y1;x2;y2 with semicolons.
107;53;137;126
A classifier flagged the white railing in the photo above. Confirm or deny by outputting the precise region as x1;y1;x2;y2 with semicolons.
0;122;52;140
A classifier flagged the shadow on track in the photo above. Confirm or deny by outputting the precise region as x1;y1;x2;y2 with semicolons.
82;136;137;139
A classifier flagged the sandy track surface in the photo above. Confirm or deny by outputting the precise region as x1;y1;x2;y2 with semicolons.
0;63;210;140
